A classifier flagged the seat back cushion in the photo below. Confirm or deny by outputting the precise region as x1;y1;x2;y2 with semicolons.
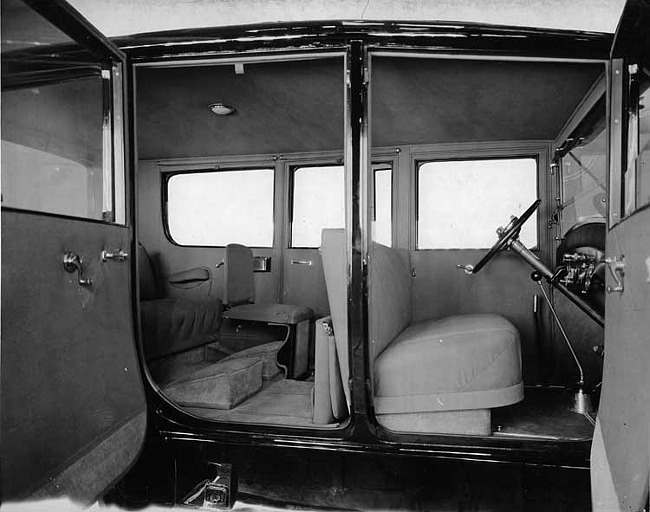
320;229;351;406
138;244;162;301
224;244;255;307
368;241;412;364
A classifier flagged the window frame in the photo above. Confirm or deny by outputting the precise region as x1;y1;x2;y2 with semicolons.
161;165;276;249
287;159;345;249
368;151;400;248
0;63;125;225
409;142;548;252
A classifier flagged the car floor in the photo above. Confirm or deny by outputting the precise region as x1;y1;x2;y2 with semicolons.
183;376;342;428
180;379;594;442
492;385;595;441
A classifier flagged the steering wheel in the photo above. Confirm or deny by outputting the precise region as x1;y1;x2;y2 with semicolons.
464;199;541;274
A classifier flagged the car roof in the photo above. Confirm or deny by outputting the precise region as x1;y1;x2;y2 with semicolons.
68;0;625;38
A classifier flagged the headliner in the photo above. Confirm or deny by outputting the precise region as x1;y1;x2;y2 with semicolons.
136;57;604;160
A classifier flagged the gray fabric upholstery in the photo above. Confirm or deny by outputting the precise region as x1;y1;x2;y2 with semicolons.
140;298;223;360
367;240;524;432
162;357;263;409
220;340;284;380
313;316;347;424
223;244;255;306
138;244;223;361
223;303;313;325
223;243;314;327
320;229;351;406
367;240;412;364
378;409;491;436
374;314;523;413
138;244;162;301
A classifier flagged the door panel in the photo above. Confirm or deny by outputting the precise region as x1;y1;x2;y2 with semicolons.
1;0;145;503
591;208;650;511
1;212;146;501
592;3;650;508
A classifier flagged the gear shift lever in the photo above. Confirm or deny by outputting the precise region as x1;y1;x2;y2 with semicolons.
530;271;593;415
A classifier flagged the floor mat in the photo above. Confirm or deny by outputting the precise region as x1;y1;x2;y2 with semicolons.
184;379;340;429
492;386;595;441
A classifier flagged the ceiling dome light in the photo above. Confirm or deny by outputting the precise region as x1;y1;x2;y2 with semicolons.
209;102;236;115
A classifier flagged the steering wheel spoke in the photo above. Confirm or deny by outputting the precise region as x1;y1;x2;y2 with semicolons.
470;199;541;274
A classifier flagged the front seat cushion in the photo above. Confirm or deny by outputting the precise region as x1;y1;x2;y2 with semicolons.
373;314;523;414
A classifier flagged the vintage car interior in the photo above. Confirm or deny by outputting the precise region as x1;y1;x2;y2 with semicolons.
132;53;607;438
3;0;649;508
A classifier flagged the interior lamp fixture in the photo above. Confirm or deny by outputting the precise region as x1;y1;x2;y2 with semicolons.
209;102;236;116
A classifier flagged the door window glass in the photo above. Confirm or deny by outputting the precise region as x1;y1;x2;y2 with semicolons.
291;165;344;248
417;158;538;249
1;0;119;222
166;169;274;247
372;164;392;246
557;96;607;234
626;64;650;213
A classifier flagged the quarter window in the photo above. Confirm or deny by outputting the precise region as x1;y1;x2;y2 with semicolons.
372;164;392;246
417;158;538;249
166;169;274;247
291;165;344;248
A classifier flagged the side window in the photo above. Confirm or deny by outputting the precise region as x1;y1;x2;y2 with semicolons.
371;163;392;246
417;158;538;249
290;165;344;248
556;96;607;234
166;169;274;247
1;3;121;222
624;64;650;215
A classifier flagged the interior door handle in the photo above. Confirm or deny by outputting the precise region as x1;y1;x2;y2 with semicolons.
63;251;93;286
101;249;128;262
291;259;312;266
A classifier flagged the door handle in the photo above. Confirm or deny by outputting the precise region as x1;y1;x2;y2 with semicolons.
605;256;625;293
63;251;93;286
291;259;312;266
101;249;128;262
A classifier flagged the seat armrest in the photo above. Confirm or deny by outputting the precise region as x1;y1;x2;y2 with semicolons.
168;267;211;288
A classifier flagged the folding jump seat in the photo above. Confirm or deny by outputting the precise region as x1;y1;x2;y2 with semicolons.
222;244;314;378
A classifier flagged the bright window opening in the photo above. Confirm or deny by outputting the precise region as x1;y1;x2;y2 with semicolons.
417;158;538;249
291;165;344;248
166;169;274;247
372;165;392;246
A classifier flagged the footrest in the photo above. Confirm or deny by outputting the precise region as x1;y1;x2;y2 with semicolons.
163;357;263;409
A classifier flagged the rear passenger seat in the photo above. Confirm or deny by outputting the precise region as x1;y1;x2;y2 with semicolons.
139;244;283;409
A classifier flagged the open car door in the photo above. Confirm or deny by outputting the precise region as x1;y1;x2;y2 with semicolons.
1;0;146;504
591;1;650;510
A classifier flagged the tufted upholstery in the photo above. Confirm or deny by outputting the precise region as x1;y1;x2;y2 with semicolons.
138;244;223;360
